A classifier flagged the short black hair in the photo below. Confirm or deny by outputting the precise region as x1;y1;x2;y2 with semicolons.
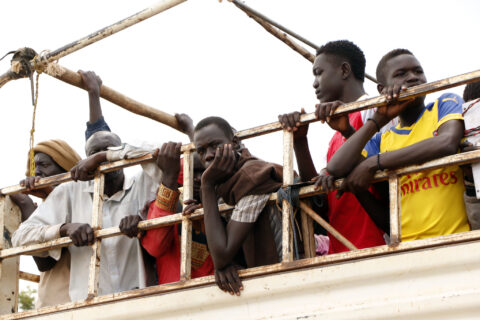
463;82;480;102
376;48;414;84
194;116;234;140
316;40;366;82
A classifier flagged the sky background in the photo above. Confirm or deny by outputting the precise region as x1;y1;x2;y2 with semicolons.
1;0;479;305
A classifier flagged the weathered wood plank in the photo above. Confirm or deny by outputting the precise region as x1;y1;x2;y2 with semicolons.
44;65;181;131
299;201;357;251
18;271;40;283
300;199;315;258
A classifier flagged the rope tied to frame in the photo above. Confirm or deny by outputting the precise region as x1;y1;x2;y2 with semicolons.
276;183;302;260
27;51;51;176
28;71;41;176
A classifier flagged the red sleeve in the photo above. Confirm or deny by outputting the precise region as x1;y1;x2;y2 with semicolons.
177;158;184;186
141;201;176;258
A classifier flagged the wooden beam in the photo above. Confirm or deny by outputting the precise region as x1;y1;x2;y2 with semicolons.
300;199;315;258
299;201;357;251
18;271;40;283
0;0;188;89
44;64;181;131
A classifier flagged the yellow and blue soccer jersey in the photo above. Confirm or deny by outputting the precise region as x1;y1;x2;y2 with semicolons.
362;93;470;241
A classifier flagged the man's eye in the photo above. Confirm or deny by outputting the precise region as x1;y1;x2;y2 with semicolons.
197;149;204;155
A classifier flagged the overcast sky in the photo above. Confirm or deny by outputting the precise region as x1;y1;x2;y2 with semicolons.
1;0;479;299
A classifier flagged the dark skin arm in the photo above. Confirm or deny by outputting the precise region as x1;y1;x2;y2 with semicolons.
79;70;103;124
277;103;355;182
59;152;109;246
201;144;254;271
175;114;195;142
70;151;107;182
9;193;58;271
278;108;316;181
326;94;414;177
354;181;390;234
119;142;183;237
338;119;464;195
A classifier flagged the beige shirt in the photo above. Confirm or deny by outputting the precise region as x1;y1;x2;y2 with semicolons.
37;249;71;308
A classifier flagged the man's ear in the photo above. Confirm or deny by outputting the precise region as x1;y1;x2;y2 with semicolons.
232;136;241;151
377;83;384;94
341;62;351;80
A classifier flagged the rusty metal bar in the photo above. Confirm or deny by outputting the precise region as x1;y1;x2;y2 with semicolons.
231;69;480;141
87;174;105;299
388;175;401;244
232;0;319;50
3;149;480;260
234;2;315;63
0;0;188;89
0;196;4;279
281;130;294;262
180;151;193;280
231;0;378;84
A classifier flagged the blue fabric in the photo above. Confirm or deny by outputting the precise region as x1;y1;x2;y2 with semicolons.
436;93;464;121
85;116;111;141
364;132;382;158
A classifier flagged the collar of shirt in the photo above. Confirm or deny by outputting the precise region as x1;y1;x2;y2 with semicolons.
82;174;136;202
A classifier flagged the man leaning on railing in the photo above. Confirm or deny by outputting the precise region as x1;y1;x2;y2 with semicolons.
10;139;81;308
11;131;163;301
326;48;470;241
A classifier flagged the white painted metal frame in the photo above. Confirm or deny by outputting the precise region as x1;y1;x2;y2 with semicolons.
2;73;480;317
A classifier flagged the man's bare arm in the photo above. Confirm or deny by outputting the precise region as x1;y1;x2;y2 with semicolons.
201;183;254;270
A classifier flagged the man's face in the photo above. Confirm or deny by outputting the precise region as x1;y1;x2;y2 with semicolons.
382;54;427;91
312;53;344;103
194;124;233;169
34;152;65;178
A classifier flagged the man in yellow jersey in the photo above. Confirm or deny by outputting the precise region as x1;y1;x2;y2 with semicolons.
326;48;470;241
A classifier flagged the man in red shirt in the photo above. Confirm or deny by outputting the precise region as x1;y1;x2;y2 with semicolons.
278;40;392;253
120;142;214;284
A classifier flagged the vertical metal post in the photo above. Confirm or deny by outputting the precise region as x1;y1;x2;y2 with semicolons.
282;130;294;262
0;196;3;281
87;174;104;299
389;174;402;245
0;196;21;314
180;152;193;280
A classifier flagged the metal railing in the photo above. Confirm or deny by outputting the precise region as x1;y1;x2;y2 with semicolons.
1;69;480;318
